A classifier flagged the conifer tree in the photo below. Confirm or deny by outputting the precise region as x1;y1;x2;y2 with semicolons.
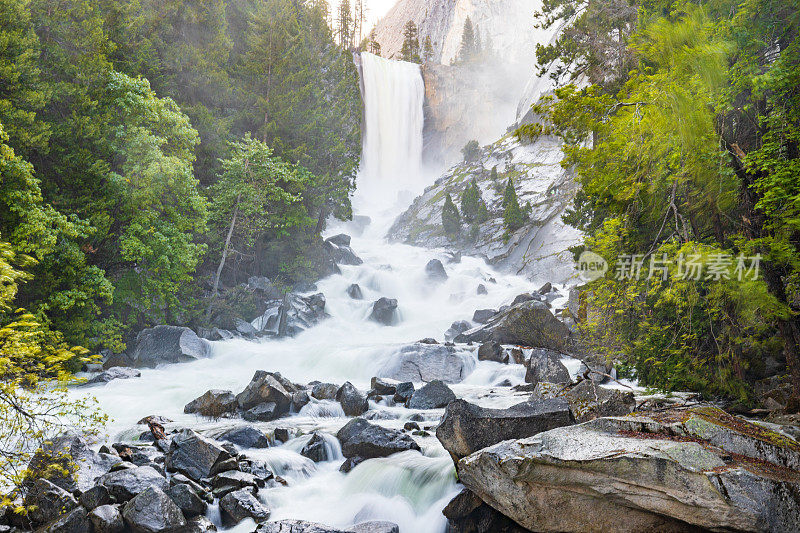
461;180;488;223
400;21;421;63
442;193;461;239
337;0;354;48
423;35;434;62
455;17;478;63
502;178;526;234
367;28;381;55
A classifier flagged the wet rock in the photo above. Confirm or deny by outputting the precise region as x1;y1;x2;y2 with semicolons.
88;505;124;533
403;422;420;431
436;399;573;461
219;489;270;525
379;343;471;383
256;521;346;533
212;471;259;497
476;284;488;295
137;415;173;426
444;320;472;342
24;479;78;526
243;403;281;422
562;379;635;422
291;390;311;410
336;418;420;459
455;300;570;351
445;251;462;264
369;377;397;396
407;380;456;409
217;426;269;449
165;429;233;482
180;516;217;533
458;411;800;533
311;382;340;400
247;276;283;299
442;489;528;533
81;367;141;386
256;294;330;337
393;382;414;403
27;432;118;492
525;349;571;385
325;238;363;266
369;298;398;326
417;337;438;344
273;428;291;443
237;371;294;413
337;382;368;416
471;309;496;324
99;466;168;502
36;506;91;533
122;487;185;532
325;234;350;247
477;341;506;363
350;523;399;533
425;259;448;281
346;284;363;300
130;326;211;368
339;456;365;473
184;390;238;418
508;348;525;365
165;484;206;517
79;485;112;511
300;433;329;463
538;282;553;294
234;318;258;337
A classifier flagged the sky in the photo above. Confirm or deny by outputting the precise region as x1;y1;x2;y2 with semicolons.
328;0;398;31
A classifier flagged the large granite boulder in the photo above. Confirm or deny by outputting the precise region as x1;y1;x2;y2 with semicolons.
121;487;186;532
444;320;471;342
525;349;571;385
236;371;294;415
165;430;233;482
166;484;206;518
455;300;569;350
216;426;269;449
436;398;573;461
88;504;125;533
336;382;368;416
369;298;398;326
34;506;91;533
560;379;636;422
99;466;168;502
130;326;211;368
27;432;118;492
378;343;473;383
458;408;800;532
219;488;270;524
184;390;238;418
406;380;456;409
325;236;363;266
254;293;330;337
425;259;448;281
442;488;529;533
477;341;506;363
24;478;78;526
81;367;141;386
336;418;420;459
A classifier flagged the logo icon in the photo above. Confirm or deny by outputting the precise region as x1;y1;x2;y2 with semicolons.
577;251;608;282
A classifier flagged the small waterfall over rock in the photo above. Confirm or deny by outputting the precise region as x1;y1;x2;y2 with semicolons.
357;53;425;210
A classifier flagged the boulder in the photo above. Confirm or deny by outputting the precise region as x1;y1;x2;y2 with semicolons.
247;276;283;299
237;371;293;414
455;300;570;351
35;506;91;533
24;479;78;526
79;485;112;511
378;344;472;383
300;433;329;463
369;377;397;396
165;484;206;517
181;516;217;533
311;382;340;400
458;410;800;533
525;349;571;385
339;456;365;473
442;488;528;533
212;471;259;497
27;432;118;492
538;282;553;294
350;523;399;533
121;487;185;533
369;298;398;326
336;418;420;459
325;238;363;266
243;402;282;422
393;382;414;403
81;367;141;386
234;318;258;337
88;505;124;533
425;259;448;281
165;430;233;482
184;390;238;418
325;234;351;247
561;379;635;422
219;489;270;524
336;382;368;416
256;293;330;337
444;320;471;342
130;326;211;368
99;466;168;502
477;341;506;363
217;426;269;449
256;521;346;533
346;283;363;300
436;399;573;461
471;309;496;324
406;380;456;409
476;284;488;295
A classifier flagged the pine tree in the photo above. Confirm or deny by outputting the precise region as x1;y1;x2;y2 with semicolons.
367;28;381;55
400;20;421;63
502;178;526;235
423;35;434;62
337;0;354;48
442;193;461;239
456;17;477;63
461;180;488;223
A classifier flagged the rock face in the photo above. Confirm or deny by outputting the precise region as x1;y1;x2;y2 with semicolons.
369;297;398;326
407;380;456;409
458;408;800;533
456;300;570;350
165;430;233;482
442;489;529;533
336;418;420;459
122;487;186;532
525;349;571;385
378;343;473;383
184;390;238;418
130;326;211;368
436;398;573;461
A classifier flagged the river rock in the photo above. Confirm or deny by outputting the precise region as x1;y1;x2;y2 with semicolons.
79;485;112;511
458;409;800;532
311;382;340;400
455;300;570;350
256;293;330;337
407;380;456;409
300;433;328;463
350;523;399;533
378;343;472;383
476;284;488;295
444;320;472;342
35;506;91;533
184;389;238;418
256;521;346;533
165;429;233;482
436;398;573;461
122;487;185;532
337;382;368;416
561;379;635;422
181;516;217;533
339;456;365;473
219;489;270;524
247;276;283;299
130;326;211;368
326;234;351;247
325;237;363;266
243;402;281;422
212;471;259;498
24;478;78;526
81;367;141;386
346;283;363;299
27;432;118;492
525;349;571;385
471;309;496;324
393;382;414;403
336;418;420;459
99;466;168;502
369;377;397;396
165;484;206;517
425;259;448;281
477;341;506;363
442;489;528;533
217;426;269;449
369;297;398;325
88;505;124;533
236;371;293;414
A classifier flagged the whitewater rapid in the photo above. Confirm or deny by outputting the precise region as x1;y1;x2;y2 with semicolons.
74;53;559;532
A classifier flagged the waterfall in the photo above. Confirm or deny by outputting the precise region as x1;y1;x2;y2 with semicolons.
357;52;425;209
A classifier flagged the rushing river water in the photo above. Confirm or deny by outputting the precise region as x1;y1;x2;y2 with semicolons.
74;53;569;532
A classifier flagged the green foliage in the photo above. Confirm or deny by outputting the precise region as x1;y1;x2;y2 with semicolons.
442;193;461;240
400;21;421;63
461;180;489;223
461;140;481;162
502;178;526;236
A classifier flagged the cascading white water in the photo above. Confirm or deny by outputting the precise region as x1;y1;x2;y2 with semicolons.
356;53;425;211
70;54;570;533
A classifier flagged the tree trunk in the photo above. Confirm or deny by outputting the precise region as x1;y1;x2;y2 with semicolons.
205;193;241;321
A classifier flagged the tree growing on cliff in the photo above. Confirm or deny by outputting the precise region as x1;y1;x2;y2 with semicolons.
442;193;461;240
400;21;421;63
367;28;381;55
502;178;526;236
422;36;434;62
461;140;481;162
461;180;489;223
455;17;481;64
